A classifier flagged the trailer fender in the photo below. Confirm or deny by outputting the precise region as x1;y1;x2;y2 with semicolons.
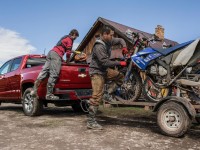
153;96;196;119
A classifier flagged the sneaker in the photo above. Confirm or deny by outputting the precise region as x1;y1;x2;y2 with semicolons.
30;90;38;98
103;93;117;103
45;94;59;100
87;121;103;130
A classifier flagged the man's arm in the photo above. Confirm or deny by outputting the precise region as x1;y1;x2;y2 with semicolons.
62;37;73;60
111;37;128;54
94;44;120;67
111;38;127;47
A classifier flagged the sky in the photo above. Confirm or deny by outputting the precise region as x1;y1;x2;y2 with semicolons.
0;0;200;66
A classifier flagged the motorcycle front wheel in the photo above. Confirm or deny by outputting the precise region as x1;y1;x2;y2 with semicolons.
118;70;142;101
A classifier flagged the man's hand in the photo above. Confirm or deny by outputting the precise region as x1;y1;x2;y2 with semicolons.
75;52;87;61
120;61;127;66
122;47;128;54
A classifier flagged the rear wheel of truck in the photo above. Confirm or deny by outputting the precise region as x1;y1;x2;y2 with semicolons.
71;100;89;113
22;88;43;116
157;101;191;137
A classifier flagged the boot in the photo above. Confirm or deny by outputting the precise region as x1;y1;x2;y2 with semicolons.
45;83;59;100
107;82;118;94
30;79;41;98
103;91;116;103
87;105;103;130
103;82;118;103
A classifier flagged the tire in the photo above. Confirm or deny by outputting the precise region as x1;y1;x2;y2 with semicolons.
157;101;191;137
143;77;172;102
119;70;142;101
22;88;43;116
71;101;89;113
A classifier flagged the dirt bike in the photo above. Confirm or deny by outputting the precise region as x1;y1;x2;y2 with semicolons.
132;38;200;103
125;31;176;102
102;55;142;102
104;31;159;102
126;30;200;103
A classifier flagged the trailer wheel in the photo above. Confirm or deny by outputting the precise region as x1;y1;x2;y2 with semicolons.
22;88;43;116
157;101;191;137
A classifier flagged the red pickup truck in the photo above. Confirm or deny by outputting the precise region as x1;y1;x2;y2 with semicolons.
0;54;92;116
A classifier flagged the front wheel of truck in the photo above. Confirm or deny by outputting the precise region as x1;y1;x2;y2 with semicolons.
22;88;43;116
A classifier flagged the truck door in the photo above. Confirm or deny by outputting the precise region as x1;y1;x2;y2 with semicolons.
6;57;22;100
0;60;12;100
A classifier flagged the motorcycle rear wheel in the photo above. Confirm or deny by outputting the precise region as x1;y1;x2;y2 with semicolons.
143;76;172;102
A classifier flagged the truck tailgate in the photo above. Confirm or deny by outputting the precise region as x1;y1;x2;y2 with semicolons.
56;63;91;89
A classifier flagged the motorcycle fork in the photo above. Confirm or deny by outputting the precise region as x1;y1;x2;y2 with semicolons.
124;60;133;83
140;71;146;82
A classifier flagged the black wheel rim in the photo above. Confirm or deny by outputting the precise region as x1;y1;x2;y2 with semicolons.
119;74;137;101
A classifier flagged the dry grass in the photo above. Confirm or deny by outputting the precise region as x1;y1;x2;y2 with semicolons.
99;105;155;119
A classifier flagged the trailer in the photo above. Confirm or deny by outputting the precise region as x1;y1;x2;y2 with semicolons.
103;96;200;138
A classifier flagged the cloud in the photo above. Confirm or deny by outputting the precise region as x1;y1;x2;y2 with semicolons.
0;27;36;66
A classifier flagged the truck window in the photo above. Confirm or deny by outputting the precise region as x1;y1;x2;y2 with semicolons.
10;57;22;72
26;57;46;68
0;60;12;74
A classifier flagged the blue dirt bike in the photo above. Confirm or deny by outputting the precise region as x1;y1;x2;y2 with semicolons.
131;38;200;103
106;32;155;102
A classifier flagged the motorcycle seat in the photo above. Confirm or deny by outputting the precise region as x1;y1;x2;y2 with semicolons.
154;40;194;56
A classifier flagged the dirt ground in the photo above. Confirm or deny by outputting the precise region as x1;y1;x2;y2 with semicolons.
0;103;200;150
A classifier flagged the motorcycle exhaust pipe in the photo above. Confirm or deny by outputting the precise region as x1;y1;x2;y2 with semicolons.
176;79;200;87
